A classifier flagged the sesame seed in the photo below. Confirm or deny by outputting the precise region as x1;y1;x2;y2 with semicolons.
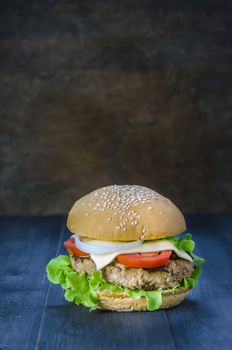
147;206;153;210
142;228;146;233
131;221;138;226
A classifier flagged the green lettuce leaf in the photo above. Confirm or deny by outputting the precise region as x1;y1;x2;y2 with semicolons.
192;253;205;266
46;256;162;311
166;233;205;288
46;255;73;288
125;288;162;311
167;233;195;255
46;256;99;308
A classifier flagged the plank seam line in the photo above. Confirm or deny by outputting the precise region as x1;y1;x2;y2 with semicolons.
35;215;66;350
164;310;177;350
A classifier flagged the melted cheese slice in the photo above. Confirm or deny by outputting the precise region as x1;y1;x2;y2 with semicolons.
88;240;192;270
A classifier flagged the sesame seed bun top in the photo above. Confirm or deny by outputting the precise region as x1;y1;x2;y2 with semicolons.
67;185;186;241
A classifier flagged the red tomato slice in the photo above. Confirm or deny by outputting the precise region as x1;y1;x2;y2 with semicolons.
116;250;172;268
64;237;89;257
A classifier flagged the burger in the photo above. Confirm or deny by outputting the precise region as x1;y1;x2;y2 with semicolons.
46;185;204;311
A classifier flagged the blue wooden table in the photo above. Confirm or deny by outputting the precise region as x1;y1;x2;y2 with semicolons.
0;215;232;350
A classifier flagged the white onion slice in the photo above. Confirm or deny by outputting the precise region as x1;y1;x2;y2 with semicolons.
73;235;143;255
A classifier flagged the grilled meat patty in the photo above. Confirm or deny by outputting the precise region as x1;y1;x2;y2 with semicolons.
70;255;193;291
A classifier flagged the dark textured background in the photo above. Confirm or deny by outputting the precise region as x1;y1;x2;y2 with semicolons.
0;1;232;214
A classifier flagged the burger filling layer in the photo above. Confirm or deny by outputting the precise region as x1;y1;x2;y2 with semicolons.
46;233;204;311
70;254;193;291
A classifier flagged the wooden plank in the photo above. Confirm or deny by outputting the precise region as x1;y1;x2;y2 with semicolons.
166;215;232;350
0;216;65;350
2;215;231;350
215;214;232;243
36;227;176;350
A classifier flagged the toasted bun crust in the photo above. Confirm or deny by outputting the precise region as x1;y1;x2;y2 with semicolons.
67;185;186;241
96;287;191;311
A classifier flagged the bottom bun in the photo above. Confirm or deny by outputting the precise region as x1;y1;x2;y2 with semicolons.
96;287;191;312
